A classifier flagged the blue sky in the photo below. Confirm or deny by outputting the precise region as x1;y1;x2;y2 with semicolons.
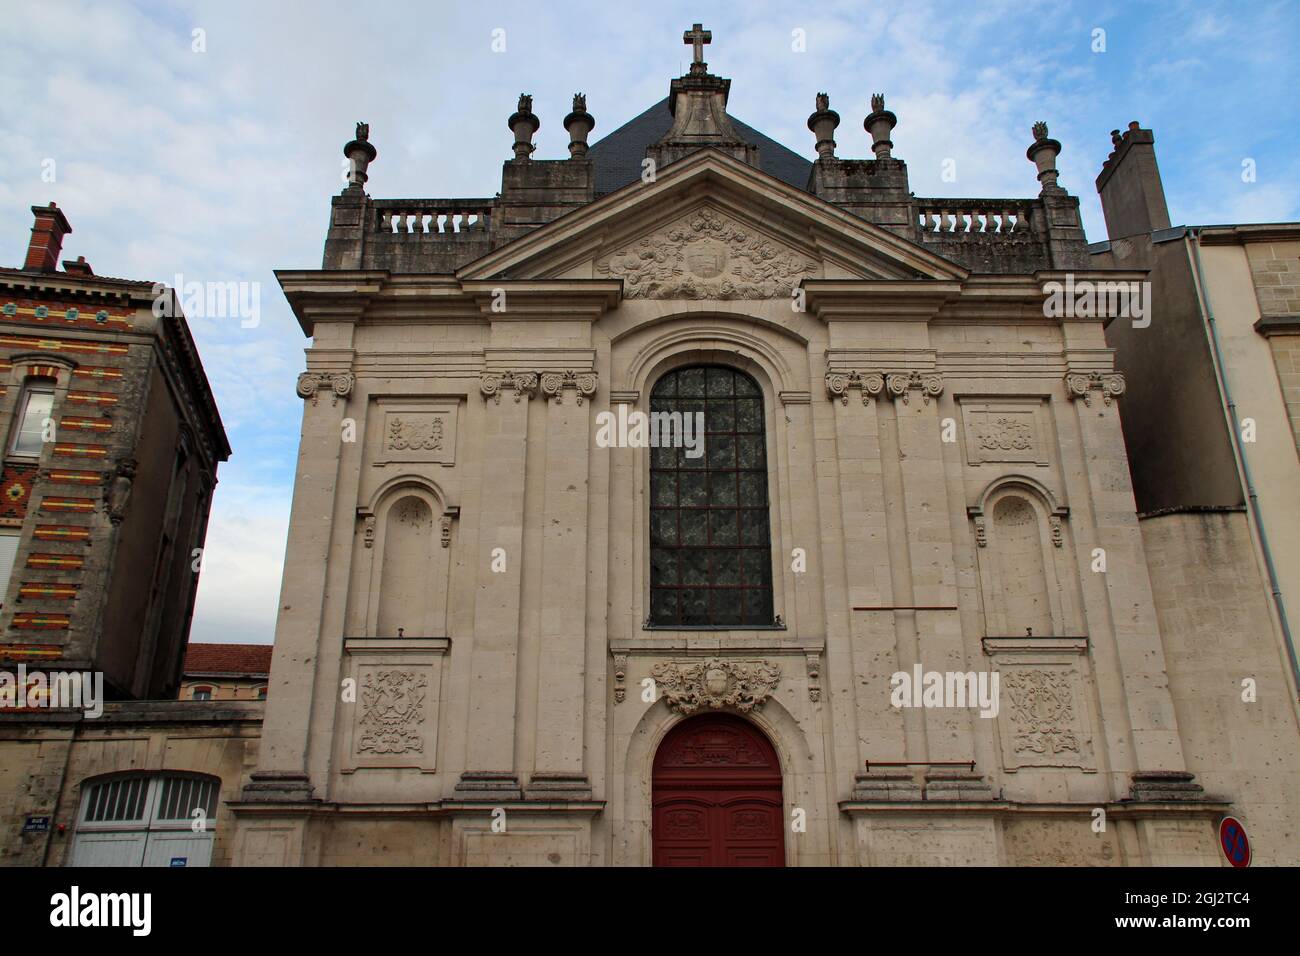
1;0;1296;644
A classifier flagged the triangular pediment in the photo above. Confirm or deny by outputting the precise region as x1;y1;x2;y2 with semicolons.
457;149;967;297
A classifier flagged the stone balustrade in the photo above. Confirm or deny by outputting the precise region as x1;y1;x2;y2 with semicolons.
372;199;496;237
913;200;1036;240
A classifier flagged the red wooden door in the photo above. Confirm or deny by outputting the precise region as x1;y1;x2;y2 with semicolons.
652;714;784;867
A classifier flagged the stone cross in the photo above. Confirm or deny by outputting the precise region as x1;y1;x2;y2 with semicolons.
684;22;711;64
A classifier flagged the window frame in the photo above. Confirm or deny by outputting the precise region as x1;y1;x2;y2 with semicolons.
8;379;56;458
645;364;778;630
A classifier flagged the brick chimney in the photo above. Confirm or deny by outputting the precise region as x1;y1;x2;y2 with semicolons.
1096;122;1171;240
62;255;94;276
24;202;73;272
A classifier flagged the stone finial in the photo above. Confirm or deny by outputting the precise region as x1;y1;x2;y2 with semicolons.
864;92;897;160
564;92;596;159
1025;119;1063;194
343;121;377;191
807;92;841;160
508;94;540;160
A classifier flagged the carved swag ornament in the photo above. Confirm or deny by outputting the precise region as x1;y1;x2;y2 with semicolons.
975;417;1033;451
387;416;443;452
595;208;817;299
650;658;781;714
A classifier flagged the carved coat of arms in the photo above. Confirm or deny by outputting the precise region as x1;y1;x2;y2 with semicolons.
357;670;427;754
595;209;817;299
650;657;781;714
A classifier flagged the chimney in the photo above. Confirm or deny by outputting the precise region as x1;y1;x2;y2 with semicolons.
62;255;94;276
1095;121;1171;240
24;203;72;272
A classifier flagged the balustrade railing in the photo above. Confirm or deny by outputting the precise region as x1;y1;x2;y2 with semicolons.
913;200;1036;239
372;199;495;236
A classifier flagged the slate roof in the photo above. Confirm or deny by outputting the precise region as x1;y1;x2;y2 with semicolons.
183;642;273;678
587;97;813;195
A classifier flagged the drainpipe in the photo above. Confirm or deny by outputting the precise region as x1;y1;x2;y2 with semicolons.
1186;228;1300;698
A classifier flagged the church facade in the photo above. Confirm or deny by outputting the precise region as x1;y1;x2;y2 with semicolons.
231;28;1300;866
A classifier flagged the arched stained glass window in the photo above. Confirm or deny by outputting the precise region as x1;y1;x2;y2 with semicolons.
649;366;774;627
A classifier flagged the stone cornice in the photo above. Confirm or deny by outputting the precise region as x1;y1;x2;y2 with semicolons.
1197;223;1300;246
801;279;962;322
460;279;623;320
1254;314;1300;337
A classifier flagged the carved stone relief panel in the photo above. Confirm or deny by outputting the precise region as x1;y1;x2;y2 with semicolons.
959;399;1050;466
982;638;1096;773
339;637;448;773
371;400;458;466
594;207;819;299
649;658;781;714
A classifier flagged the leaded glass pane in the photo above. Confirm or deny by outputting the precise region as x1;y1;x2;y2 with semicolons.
646;366;775;626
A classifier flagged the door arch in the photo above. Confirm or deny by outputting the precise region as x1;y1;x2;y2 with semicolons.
652;713;784;866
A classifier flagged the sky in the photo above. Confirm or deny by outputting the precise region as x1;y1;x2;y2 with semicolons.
1;0;1297;645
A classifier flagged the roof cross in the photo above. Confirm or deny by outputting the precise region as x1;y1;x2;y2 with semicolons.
683;22;711;65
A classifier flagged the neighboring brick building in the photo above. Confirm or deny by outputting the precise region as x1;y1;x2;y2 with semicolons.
181;643;273;701
0;203;251;869
0;203;230;699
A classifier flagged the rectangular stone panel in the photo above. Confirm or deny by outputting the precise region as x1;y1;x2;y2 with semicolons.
339;637;447;773
370;399;458;466
958;398;1050;466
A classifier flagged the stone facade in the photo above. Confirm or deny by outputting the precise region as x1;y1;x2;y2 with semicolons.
230;33;1297;866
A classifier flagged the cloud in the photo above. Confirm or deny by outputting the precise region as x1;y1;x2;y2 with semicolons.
2;0;1297;648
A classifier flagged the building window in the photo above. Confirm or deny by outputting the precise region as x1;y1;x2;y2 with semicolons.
192;686;212;701
256;686;267;700
9;380;55;457
648;366;774;627
71;772;220;867
0;529;19;610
